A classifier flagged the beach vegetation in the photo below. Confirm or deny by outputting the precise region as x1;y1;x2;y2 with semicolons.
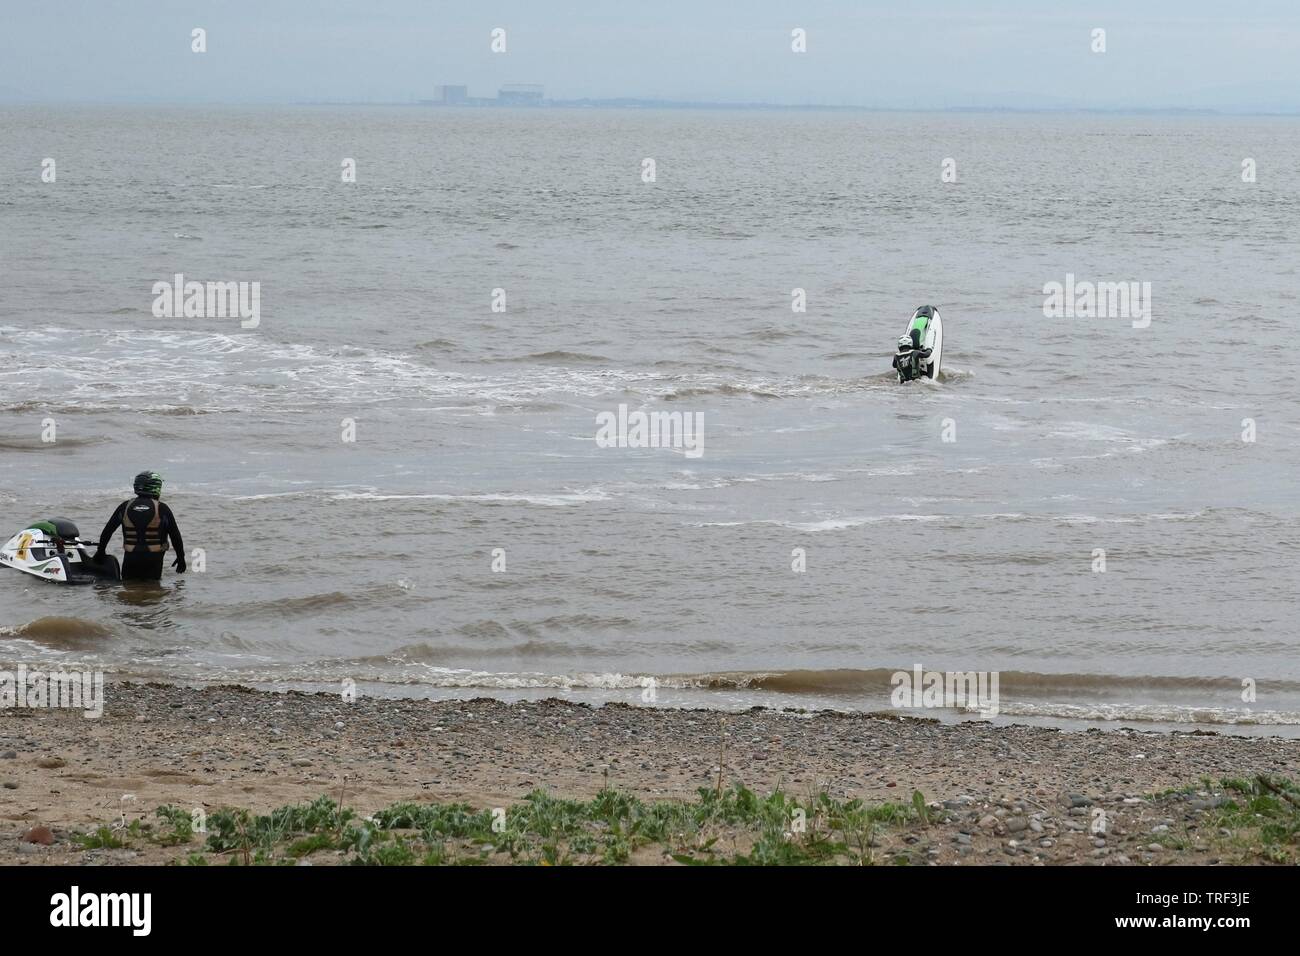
63;774;1299;865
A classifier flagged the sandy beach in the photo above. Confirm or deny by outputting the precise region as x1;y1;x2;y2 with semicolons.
2;682;1298;865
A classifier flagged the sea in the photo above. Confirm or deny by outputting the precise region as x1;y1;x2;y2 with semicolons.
2;105;1298;732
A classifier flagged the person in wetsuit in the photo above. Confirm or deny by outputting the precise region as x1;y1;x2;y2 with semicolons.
892;309;934;382
94;471;186;581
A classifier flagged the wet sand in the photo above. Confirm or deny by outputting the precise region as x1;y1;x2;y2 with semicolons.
2;682;1299;865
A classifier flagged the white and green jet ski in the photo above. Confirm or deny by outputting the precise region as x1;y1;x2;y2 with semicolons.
892;305;944;383
0;518;121;584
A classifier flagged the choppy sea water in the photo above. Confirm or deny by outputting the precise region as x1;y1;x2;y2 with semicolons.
1;106;1298;732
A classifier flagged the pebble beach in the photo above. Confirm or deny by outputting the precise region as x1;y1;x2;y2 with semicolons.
3;683;1299;865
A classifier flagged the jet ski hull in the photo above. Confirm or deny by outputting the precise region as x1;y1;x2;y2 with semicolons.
0;527;121;584
925;311;943;379
895;306;944;383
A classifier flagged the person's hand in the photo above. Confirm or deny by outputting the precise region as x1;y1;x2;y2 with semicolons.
173;554;187;574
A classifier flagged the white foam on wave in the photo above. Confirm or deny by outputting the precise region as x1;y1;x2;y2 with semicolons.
780;518;875;532
0;326;915;410
229;487;614;507
653;470;841;492
994;700;1300;726
1048;422;1169;448
128;665;1300;727
686;513;956;532
1054;510;1208;525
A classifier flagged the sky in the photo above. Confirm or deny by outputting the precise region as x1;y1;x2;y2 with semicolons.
2;0;1298;111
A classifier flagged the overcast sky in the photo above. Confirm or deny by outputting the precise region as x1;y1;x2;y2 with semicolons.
2;0;1298;111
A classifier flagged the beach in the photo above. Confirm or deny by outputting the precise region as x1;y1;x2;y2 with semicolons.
3;682;1298;865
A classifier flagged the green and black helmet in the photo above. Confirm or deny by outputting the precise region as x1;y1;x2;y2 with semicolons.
133;471;163;498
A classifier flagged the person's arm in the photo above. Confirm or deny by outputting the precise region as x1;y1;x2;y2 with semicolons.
94;503;125;558
161;503;186;572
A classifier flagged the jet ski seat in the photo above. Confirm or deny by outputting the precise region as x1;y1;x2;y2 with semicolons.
48;518;81;539
908;309;931;346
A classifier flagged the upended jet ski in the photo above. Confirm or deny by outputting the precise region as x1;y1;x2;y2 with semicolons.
892;305;944;383
0;518;121;584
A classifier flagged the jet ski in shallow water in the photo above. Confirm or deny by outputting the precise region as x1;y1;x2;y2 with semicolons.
0;519;121;584
892;305;944;383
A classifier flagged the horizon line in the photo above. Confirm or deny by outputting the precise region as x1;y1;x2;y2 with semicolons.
5;97;1300;117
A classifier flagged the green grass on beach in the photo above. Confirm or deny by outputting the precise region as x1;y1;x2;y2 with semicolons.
71;775;1300;866
168;784;925;866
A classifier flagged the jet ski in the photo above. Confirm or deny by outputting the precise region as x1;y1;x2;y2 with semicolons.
0;518;121;584
892;305;944;383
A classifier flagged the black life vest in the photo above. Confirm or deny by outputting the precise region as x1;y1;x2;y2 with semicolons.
123;497;166;554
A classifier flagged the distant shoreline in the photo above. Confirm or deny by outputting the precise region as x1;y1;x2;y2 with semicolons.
5;99;1300;117
319;100;1232;115
284;101;1300;117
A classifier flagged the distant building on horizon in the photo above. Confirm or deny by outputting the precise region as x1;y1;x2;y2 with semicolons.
497;84;544;106
426;84;468;105
418;83;545;107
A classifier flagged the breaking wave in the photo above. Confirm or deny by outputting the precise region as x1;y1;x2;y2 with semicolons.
0;616;115;648
0;326;963;413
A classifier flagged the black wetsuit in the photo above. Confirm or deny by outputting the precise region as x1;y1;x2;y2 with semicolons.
893;347;932;382
98;496;185;580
